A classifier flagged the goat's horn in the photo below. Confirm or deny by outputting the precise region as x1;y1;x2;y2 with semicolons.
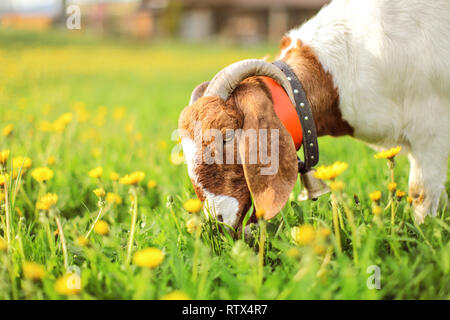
204;59;295;104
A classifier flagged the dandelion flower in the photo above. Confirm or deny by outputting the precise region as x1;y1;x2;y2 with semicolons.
255;208;265;219
314;161;348;180
183;198;202;213
286;247;300;258
12;156;32;170
22;262;45;281
388;182;397;192
330;180;345;191
374;146;401;159
0;149;10;165
93;188;105;198
291;225;316;246
47;156;56;165
318;227;331;238
55;273;81;295
186;217;201;234
160;291;190;300
2;124;13;137
110;172;119;181
119;171;145;185
313;244;327;255
94;220;109;235
372;205;383;216
132;247;164;268
0;174;9;187
31;167;54;182
407;196;413;204
369;191;382;202
88;166;103;179
147;179;157;189
396;190;406;200
36;193;58;211
76;236;89;247
0;238;7;251
106;192;122;205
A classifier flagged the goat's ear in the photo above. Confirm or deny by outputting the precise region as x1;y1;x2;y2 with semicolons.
236;88;298;220
189;81;210;105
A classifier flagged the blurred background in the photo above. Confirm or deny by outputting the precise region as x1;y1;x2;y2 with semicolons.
0;0;329;44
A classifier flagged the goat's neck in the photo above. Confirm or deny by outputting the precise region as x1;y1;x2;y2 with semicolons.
280;40;353;137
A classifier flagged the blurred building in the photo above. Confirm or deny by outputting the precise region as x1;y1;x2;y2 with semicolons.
0;0;330;43
175;0;329;43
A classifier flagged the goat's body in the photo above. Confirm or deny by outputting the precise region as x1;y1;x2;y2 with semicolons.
281;0;450;222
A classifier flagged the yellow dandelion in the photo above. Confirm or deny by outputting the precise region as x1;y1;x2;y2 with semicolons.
291;225;316;246
255;208;265;219
106;192;122;205
314;161;348;180
110;172;119;181
286;247;300;258
55;273;81;296
22;261;45;281
76;236;89;247
147;179;157;189
396;190;406;200
0;149;10;165
313;244;327;255
36;193;58;211
374;146;401;159
407;196;413;204
0;238;7;251
183;198;202;213
119;171;145;185
88;166;103;179
372;205;383;216
0;174;9;187
329;180;345;191
388;182;397;192
31;167;54;182
12;156;32;170
186;217;201;234
47;156;56;165
113;106;126;121
94;220;109;236
93;188;105;198
318;227;331;238
369;190;382;202
2;124;13;137
160;291;190;300
56;112;73;126
132;247;164;269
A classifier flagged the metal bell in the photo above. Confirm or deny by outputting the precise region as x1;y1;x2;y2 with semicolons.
297;168;330;201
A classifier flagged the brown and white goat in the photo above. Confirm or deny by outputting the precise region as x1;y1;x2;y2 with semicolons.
178;0;450;228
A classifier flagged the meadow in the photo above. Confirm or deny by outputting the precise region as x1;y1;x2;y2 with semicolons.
0;29;449;300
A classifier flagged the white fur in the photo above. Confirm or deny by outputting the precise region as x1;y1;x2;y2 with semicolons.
181;138;240;227
281;0;449;223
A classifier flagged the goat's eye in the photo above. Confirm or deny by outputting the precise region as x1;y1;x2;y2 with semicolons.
223;130;234;143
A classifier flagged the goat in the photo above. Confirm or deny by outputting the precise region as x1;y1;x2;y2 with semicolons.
178;0;449;229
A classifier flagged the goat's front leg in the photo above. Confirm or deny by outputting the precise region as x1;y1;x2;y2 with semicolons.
408;146;448;224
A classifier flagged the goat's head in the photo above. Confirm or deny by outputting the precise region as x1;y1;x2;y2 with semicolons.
178;60;299;229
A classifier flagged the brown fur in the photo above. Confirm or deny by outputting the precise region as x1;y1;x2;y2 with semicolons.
280;39;354;137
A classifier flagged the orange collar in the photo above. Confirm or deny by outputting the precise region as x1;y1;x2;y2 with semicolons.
261;77;303;150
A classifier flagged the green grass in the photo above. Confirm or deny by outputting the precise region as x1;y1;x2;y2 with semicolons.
0;29;449;300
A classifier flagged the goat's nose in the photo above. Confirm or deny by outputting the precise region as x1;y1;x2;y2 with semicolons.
217;214;224;222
